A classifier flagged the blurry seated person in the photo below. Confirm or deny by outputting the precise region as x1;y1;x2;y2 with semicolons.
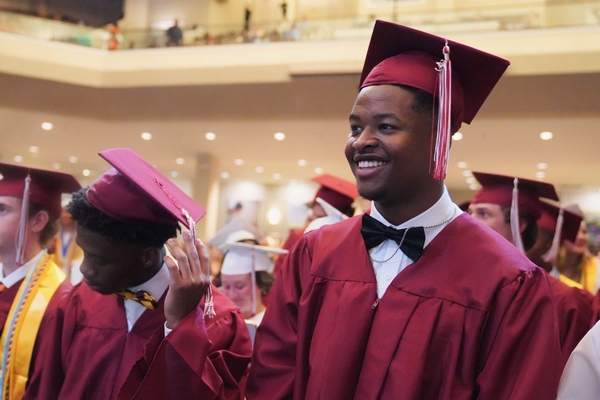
24;148;251;400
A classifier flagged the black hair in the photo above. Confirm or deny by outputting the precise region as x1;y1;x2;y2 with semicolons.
67;188;179;248
256;270;275;297
500;205;538;252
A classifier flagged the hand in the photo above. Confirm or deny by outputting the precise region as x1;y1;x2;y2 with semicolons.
164;230;211;330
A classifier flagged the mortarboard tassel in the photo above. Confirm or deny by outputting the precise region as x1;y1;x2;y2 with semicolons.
15;175;31;266
511;177;525;253
432;41;452;181
542;208;564;264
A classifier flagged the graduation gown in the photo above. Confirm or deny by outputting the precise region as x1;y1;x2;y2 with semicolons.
24;283;252;400
247;214;563;400
548;274;595;367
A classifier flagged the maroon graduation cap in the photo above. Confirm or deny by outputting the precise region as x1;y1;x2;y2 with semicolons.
87;148;206;228
312;174;358;217
0;162;81;220
359;20;510;180
537;200;582;243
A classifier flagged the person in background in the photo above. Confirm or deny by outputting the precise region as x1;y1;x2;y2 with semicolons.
469;171;594;367
24;148;251;400
166;19;183;46
220;239;284;325
274;173;358;274
557;206;600;295
0;163;80;400
248;20;561;399
50;205;84;284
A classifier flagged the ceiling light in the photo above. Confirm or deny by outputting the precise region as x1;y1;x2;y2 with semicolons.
268;207;282;225
171;171;179;178
82;169;90;177
69;156;78;163
273;173;281;180
221;172;230;179
535;171;546;179
41;122;53;131
537;163;548;170
52;163;61;170
141;132;152;140
469;183;479;190
462;170;472;177
453;132;463;141
274;132;285;141
298;159;307;166
29;146;39;153
175;158;185;165
314;167;323;174
540;131;553;140
205;132;216;141
234;159;244;166
13;155;23;162
457;161;468;169
255;166;264;173
466;177;476;184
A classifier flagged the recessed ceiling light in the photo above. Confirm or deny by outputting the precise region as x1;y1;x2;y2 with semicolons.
274;132;286;141
298;159;307;166
535;171;546;179
41;122;53;131
171;171;179;178
83;169;90;177
234;159;244;166
469;183;479;190
537;162;548;170
69;156;78;163
205;132;216;141
457;161;468;169
255;166;264;173
314;167;323;174
29;146;39;153
52;163;61;170
466;177;476;184
540;131;553;140
141;132;152;140
462;170;472;177
221;172;230;179
273;173;281;180
175;158;185;165
453;132;464;141
13;155;23;162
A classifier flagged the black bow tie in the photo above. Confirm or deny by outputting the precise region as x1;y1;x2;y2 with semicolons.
361;214;426;262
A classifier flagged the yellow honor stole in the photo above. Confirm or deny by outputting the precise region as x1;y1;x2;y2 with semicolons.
0;252;66;400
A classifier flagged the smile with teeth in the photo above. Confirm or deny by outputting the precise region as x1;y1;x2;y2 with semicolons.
358;160;387;168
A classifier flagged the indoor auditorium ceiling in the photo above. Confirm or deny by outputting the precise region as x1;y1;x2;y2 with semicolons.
1;70;600;194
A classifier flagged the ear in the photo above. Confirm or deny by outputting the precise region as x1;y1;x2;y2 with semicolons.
141;247;161;269
29;210;50;234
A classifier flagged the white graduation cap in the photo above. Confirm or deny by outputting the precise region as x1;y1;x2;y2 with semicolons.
208;215;262;250
304;197;349;234
220;242;287;314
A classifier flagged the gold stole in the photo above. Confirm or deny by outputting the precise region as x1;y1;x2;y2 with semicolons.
0;252;66;400
558;273;585;290
581;256;598;294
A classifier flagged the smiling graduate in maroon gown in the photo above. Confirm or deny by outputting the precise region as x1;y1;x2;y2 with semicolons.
23;148;251;400
247;21;563;400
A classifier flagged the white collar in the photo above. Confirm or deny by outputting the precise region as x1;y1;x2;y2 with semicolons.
127;261;169;302
0;250;46;289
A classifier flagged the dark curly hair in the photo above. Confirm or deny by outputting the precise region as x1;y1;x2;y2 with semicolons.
67;188;179;248
256;271;275;297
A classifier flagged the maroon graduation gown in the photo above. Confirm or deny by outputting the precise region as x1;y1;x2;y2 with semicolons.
247;214;563;400
548;274;595;367
24;283;251;400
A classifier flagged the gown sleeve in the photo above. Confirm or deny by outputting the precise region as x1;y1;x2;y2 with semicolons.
246;236;312;400
475;267;563;399
116;290;252;400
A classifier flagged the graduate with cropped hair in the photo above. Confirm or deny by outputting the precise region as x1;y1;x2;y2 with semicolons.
247;20;562;399
24;148;252;400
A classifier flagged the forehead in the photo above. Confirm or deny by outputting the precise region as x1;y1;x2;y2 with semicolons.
221;273;252;284
0;196;22;207
468;203;503;212
76;224;143;257
352;85;417;112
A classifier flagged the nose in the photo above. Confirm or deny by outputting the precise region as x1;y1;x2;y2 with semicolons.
352;127;378;153
79;259;96;278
